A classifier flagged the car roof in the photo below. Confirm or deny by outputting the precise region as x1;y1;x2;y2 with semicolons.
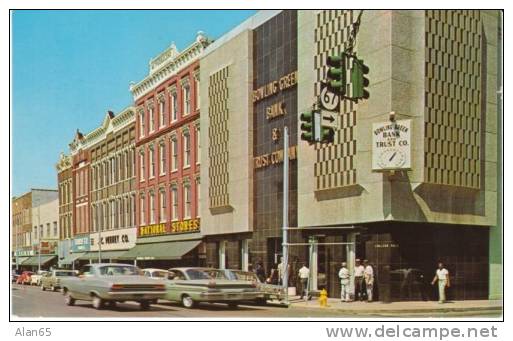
89;263;137;268
142;268;168;272
168;267;215;271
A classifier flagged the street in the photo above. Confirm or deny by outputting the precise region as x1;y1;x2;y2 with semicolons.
11;284;501;318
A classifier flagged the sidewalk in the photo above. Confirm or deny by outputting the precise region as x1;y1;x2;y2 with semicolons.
276;296;502;314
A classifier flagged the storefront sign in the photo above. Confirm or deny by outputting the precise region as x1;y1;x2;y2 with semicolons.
138;218;201;237
37;240;58;255
266;101;287;120
254;146;297;170
372;119;411;171
89;228;136;251
71;236;90;252
15;249;34;257
253;71;297;103
374;243;399;248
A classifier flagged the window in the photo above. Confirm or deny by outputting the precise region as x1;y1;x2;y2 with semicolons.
139;111;145;138
33;226;37;241
159;190;166;222
171;138;178;171
183;131;191;167
118;198;123;228
123;197;128;228
196;179;201;217
149;147;155;178
172;187;178;221
110;157;115;184
159;100;165;128
125;151;129;180
196;125;201;164
46;223;50;238
150;193;155;224
171;92;178;122
149;106;155;132
131;195;135;227
159;143;166;175
140;196;146;225
183;83;191;115
111;201;116;230
140;152;145;181
184;184;191;219
195;75;200;110
53;221;57;237
40;225;43;238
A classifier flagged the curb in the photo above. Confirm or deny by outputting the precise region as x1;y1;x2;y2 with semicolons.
287;304;503;314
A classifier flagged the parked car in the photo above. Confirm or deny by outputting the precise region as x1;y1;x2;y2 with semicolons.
41;269;78;291
221;269;284;305
30;270;50;286
12;271;19;283
60;263;166;310
142;268;169;280
16;271;34;285
164;267;261;309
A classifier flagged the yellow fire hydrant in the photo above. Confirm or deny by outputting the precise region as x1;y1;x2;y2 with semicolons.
319;288;328;307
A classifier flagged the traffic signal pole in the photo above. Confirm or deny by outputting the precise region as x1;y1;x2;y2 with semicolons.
282;126;289;306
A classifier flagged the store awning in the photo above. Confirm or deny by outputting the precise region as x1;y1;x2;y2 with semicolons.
78;250;127;261
59;253;85;265
14;257;29;265
120;240;201;260
22;255;57;266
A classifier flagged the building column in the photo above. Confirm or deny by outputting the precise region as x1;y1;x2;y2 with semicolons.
308;236;318;291
346;232;356;297
241;239;249;271
218;240;226;269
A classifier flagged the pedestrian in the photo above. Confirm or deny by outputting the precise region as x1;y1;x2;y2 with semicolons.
277;257;284;285
354;258;365;301
338;262;350;302
255;262;266;283
298;263;310;299
431;262;450;303
363;260;374;302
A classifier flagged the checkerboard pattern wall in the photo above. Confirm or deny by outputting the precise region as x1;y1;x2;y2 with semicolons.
208;66;230;208
314;10;357;190
424;10;482;188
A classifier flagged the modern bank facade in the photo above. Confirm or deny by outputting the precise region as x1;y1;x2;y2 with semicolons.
43;9;501;302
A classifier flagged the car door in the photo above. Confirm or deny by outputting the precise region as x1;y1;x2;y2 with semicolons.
74;265;95;300
166;269;187;301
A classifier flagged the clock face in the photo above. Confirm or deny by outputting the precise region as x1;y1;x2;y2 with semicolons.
377;148;406;169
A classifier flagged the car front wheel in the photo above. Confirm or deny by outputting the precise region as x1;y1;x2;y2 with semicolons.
41;284;46;291
64;291;75;306
181;295;195;309
50;285;56;292
92;295;104;310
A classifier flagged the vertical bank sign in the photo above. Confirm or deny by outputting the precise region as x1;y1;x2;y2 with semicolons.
372;119;412;171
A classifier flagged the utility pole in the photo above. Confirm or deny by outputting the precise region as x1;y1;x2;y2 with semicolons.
98;216;102;264
282;126;289;306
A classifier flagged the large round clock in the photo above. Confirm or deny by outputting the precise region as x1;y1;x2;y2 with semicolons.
377;148;406;169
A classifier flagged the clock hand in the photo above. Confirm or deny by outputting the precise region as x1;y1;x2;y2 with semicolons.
389;152;397;162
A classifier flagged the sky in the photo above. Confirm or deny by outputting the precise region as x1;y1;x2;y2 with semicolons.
11;10;256;197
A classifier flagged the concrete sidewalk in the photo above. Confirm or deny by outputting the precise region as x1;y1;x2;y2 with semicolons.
279;296;502;314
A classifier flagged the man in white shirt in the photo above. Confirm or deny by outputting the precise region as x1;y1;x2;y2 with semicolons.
338;262;350;302
431;262;450;303
298;263;310;299
354;259;365;301
363;260;374;302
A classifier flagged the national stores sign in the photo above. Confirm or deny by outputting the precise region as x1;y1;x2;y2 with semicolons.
372;119;412;171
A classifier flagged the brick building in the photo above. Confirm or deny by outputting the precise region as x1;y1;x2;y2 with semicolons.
56;153;74;267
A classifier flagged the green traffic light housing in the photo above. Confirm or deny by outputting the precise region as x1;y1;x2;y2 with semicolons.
326;54;346;95
321;126;335;144
300;111;315;143
351;57;370;100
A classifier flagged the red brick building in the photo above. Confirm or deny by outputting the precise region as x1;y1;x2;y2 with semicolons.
123;32;212;267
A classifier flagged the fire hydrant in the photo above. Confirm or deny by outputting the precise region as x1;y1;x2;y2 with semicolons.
319;288;328;307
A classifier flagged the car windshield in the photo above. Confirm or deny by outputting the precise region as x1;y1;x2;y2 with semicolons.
99;265;140;276
152;271;168;278
185;269;228;280
55;271;76;277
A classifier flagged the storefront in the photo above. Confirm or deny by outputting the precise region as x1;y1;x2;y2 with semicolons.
66;235;90;269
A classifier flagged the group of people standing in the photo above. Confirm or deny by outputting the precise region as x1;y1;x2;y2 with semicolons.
338;259;374;302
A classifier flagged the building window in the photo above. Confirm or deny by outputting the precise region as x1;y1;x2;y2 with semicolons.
184;184;191;219
196;125;201;165
159;143;166;175
110;201;116;230
159;100;165;128
149;106;155;132
196;179;201;217
150;193;155;224
110;157;116;185
53;221;57;237
131;195;135;227
40;225;43;238
33;226;37;241
195;75;200;110
171;138;178;171
46;223;50;238
183;83;191;115
140;196;145;226
171;187;178;221
139;111;145;138
125;151;129;180
159;190;166;222
183;131;190;168
118;198;123;229
103;202;108;231
149;147;155;178
140;152;145;181
171;92;178;122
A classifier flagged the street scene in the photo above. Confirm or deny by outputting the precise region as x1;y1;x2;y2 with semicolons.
11;9;502;319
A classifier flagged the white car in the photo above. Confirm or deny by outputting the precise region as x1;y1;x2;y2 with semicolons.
30;270;50;286
142;268;169;280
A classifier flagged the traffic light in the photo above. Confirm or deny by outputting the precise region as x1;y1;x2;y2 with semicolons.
300;110;316;143
351;58;370;100
320;112;336;144
326;54;346;95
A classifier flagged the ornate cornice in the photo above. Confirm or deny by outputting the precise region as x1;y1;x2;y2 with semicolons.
56;152;72;172
129;32;212;101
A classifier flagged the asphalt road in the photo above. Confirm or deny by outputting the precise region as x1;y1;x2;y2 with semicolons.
11;284;500;319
